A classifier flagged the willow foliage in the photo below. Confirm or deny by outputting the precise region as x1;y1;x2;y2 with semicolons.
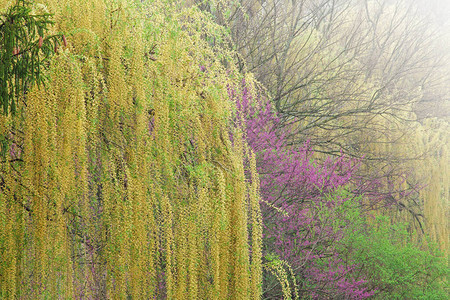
413;119;448;255
0;0;262;298
364;112;449;259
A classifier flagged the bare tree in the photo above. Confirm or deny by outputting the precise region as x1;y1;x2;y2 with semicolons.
197;0;446;152
194;0;449;233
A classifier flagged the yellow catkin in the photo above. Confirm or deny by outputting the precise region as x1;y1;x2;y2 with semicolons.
129;162;146;298
115;161;128;299
102;171;115;298
209;210;221;299
163;194;174;298
230;128;250;299
264;258;299;300
0;113;11;298
217;169;231;299
4;171;17;300
0;188;5;296
196;184;211;298
107;35;129;129
52;52;89;298
129;28;152;298
174;206;188;298
187;186;199;299
249;149;263;299
24;86;51;297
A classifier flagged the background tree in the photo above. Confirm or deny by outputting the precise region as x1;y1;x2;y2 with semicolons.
202;0;447;153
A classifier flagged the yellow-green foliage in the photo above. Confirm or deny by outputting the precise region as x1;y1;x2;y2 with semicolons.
365;113;449;256
415;119;448;255
0;0;262;298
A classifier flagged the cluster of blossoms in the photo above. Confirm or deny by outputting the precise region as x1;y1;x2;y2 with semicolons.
231;81;376;299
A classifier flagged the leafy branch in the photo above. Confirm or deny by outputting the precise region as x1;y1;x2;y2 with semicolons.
0;0;66;115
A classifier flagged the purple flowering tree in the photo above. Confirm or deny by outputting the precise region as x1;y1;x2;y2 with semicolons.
230;82;376;299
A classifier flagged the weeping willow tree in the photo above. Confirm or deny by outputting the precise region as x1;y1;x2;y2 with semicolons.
363;109;449;257
0;0;262;298
411;119;448;255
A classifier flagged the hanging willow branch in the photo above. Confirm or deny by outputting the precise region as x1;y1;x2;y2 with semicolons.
0;0;65;115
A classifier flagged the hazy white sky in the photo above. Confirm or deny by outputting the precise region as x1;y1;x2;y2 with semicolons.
414;0;450;25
